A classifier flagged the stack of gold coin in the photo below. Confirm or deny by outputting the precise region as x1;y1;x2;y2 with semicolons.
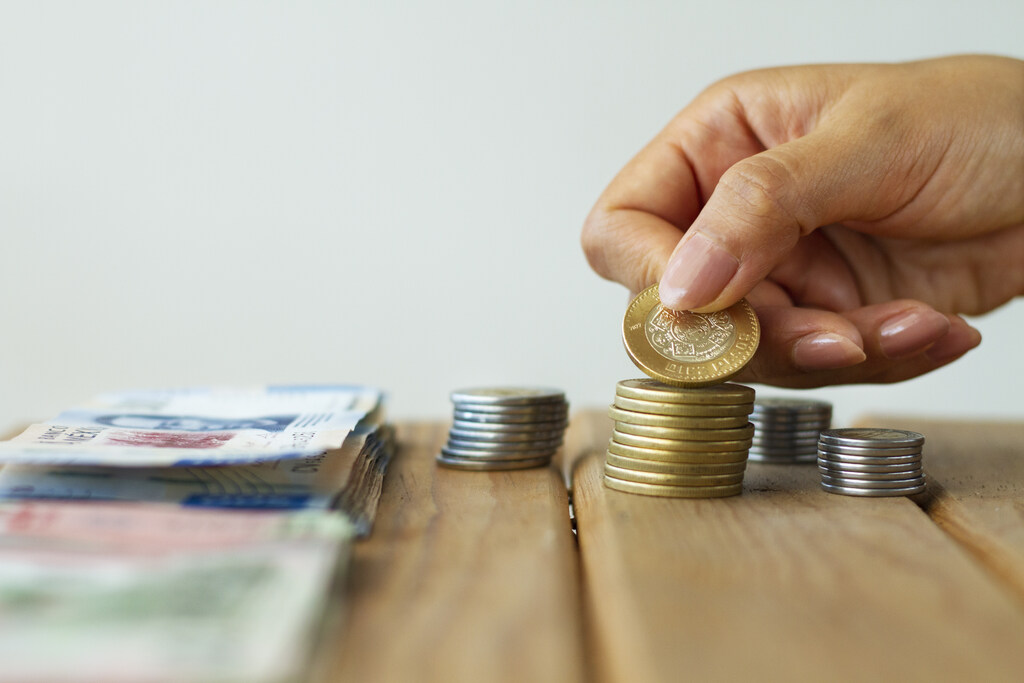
604;379;755;498
436;387;568;471
817;428;926;496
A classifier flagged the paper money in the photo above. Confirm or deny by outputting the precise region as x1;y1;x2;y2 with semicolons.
0;385;381;466
0;423;395;535
0;501;353;683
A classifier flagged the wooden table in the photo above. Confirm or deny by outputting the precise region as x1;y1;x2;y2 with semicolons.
320;412;1024;682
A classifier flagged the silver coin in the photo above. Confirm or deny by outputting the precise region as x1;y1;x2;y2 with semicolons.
751;414;831;425
436;454;551;471
441;445;558;461
753;397;832;412
818;466;924;481
750;450;818;459
751;424;829;436
817;452;922;467
446;436;563;453
450;387;565;406
820;474;926;489
449;401;567;415
452;410;567;425
753;421;831;432
451;419;567;433
448;426;565;443
820;481;927;497
752;436;822;447
816;443;923;457
748;453;817;463
818;428;924;448
816;457;923;473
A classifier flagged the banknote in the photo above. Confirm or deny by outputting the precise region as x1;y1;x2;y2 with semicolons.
0;501;353;683
0;423;395;535
0;385;381;466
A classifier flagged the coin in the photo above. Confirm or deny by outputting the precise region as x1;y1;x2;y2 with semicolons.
622;285;760;387
614;379;755;405
608;439;751;461
604;463;744;487
817;466;924;481
613;395;753;417
450;387;566;406
452;410;567;425
614;426;754;448
752;397;832;414
614;416;751;436
817;450;922;466
607;405;752;429
605;452;747;475
815;443;923;457
436;454;551;471
820;473;925;487
448;427;565;443
604;475;743;498
451;419;567;434
819;481;927;497
750;453;817;463
818;428;924;448
447;402;568;416
445;437;563;453
441;445;557;461
815;458;923;473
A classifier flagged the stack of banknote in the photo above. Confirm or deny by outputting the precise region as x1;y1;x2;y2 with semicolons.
0;384;389;681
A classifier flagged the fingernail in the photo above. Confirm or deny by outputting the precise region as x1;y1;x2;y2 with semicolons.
926;321;982;363
659;233;738;310
878;309;950;359
792;333;866;371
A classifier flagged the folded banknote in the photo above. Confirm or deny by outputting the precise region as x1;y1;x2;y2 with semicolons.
0;385;381;466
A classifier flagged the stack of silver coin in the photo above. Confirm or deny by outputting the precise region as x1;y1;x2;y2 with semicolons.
750;397;833;463
436;387;569;471
817;428;926;496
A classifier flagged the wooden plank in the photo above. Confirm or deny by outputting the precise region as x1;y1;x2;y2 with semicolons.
572;422;1024;683
856;416;1024;606
323;421;585;683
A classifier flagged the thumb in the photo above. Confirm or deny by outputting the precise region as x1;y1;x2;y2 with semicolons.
658;127;881;312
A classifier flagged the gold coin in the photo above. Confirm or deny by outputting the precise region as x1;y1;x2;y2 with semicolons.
613;426;754;447
604;463;744;486
603;475;742;498
622;285;760;387
613;395;753;417
615;378;755;405
607;405;753;428
608;439;750;462
615;415;750;434
606;452;747;475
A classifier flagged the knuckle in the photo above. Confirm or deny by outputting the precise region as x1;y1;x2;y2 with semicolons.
718;156;799;227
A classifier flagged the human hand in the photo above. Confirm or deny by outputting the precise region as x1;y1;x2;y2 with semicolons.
582;55;1024;387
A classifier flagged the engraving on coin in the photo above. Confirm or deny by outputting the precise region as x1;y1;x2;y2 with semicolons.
622;285;760;387
644;308;735;363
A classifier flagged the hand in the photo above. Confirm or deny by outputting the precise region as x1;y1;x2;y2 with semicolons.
582;55;1024;387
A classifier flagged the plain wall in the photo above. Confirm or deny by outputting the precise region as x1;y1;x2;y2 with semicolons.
2;1;1022;429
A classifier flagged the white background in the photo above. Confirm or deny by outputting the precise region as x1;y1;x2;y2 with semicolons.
1;1;1021;430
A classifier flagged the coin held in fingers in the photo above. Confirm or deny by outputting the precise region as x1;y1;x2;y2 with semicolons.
622;285;760;387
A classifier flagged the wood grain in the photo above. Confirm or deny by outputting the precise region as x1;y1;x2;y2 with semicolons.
573;441;1024;682
856;416;1024;606
323;421;585;683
